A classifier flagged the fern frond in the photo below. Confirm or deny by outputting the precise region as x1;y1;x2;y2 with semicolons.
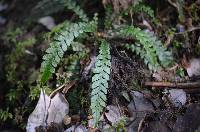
177;0;185;22
30;0;65;20
65;0;88;22
90;39;111;127
132;3;158;24
31;0;88;21
45;21;71;39
40;17;97;84
57;43;89;85
118;26;173;71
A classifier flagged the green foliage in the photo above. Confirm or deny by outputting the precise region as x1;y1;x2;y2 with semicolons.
0;26;38;128
176;67;185;78
6;37;36;82
31;0;65;20
132;3;159;24
3;27;23;43
177;0;185;22
31;0;88;21
56;52;88;85
113;118;126;132
0;109;13;122
64;0;88;21
3;27;36;83
196;43;200;55
40;16;97;84
188;2;200;22
100;116;126;131
90;39;111;126
104;5;113;29
132;0;143;6
6;81;24;103
119;26;174;71
29;86;52;100
37;1;174;128
45;21;71;39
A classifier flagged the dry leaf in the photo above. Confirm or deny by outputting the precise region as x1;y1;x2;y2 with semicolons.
47;93;69;124
26;90;50;132
26;90;69;132
105;105;122;125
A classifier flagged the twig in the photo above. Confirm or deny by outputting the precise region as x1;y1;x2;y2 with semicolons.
145;81;200;89
49;80;76;98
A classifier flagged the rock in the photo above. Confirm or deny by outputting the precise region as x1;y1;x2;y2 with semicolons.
126;91;154;131
173;104;200;132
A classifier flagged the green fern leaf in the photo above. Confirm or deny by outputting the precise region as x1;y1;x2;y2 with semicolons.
132;3;158;24
65;0;88;21
30;0;65;20
30;0;88;21
91;39;111;127
40;18;97;84
119;26;173;71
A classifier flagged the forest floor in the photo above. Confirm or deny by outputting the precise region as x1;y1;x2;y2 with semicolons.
0;0;200;132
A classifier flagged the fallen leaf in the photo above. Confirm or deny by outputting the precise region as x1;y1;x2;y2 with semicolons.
104;105;122;125
47;93;69;124
26;90;69;132
26;90;50;132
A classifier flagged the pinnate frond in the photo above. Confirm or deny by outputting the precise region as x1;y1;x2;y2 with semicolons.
118;26;174;71
40;18;97;84
90;39;111;126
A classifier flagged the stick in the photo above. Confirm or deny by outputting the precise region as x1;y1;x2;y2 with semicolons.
144;81;200;89
49;80;76;98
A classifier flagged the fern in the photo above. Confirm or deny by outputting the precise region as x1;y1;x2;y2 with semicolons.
65;0;88;21
40;17;97;84
104;5;113;29
0;109;13;121
31;0;88;21
90;39;111;126
177;0;185;22
30;0;65;20
118;26;173;71
56;45;89;85
132;3;159;24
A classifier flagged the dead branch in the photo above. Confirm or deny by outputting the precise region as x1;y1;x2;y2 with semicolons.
144;81;200;89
